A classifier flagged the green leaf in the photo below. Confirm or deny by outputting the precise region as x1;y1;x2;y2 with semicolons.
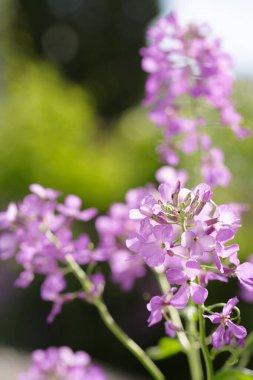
146;337;182;360
215;368;253;380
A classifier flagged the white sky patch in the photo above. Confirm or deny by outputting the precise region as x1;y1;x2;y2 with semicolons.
159;0;253;77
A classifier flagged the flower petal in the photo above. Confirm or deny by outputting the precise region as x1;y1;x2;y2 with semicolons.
222;296;238;316
212;324;225;350
226;319;247;339
169;284;190;309
166;268;187;285
203;313;222;324
190;283;208;304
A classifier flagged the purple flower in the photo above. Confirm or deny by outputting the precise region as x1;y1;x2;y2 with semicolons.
147;286;194;326
109;249;145;291
41;272;66;301
127;223;173;267
166;260;208;306
18;347;107;380
58;195;97;221
201;148;231;188
204;297;247;350
147;295;166;326
181;222;215;257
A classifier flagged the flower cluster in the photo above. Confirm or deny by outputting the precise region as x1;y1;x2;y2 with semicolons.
96;186;149;291
18;347;107;380
127;180;252;349
96;167;188;292
141;12;249;187
0;11;252;379
0;184;105;322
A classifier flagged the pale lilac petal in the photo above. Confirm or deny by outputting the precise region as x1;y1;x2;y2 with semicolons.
152;225;173;243
155;166;188;187
203;313;222;324
129;209;146;220
15;271;34;288
78;208;98;221
236;262;253;279
191;242;203;257
166;268;187;285
194;183;212;203
169;284;190;309
185;259;202;279
216;228;235;243
141;242;165;267
222;296;238;316
158;183;172;204
30;184;59;200
65;195;82;210
190;283;208;304
41;273;66;301
181;230;194;248
205;272;228;283
226;319;247;339
212;324;225;350
125;236;143;253
147;296;164;326
0;233;16;259
199;235;215;251
213;250;224;273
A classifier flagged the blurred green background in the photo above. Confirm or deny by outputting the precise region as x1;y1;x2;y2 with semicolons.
0;1;253;379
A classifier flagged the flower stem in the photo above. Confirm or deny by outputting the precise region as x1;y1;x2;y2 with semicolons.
67;255;165;380
186;306;203;380
95;299;165;380
156;272;203;380
198;304;214;380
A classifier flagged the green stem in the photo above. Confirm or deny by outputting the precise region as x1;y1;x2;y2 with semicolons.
198;304;214;380
186;307;203;380
95;299;165;380
156;272;203;380
67;255;165;380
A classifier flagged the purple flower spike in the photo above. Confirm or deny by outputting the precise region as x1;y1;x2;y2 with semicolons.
0;184;105;321
141;12;248;186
